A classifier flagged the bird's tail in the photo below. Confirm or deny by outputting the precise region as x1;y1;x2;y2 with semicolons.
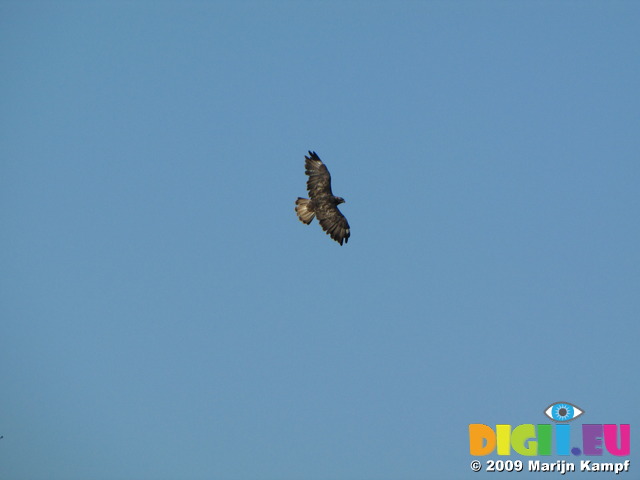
295;198;315;224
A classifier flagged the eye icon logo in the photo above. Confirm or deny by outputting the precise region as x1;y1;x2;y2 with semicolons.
544;402;584;422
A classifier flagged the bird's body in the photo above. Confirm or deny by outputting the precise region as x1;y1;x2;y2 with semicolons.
295;151;350;245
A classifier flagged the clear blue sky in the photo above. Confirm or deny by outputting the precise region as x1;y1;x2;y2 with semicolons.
1;1;638;479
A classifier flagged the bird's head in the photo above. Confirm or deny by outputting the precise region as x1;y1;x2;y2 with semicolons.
335;197;346;205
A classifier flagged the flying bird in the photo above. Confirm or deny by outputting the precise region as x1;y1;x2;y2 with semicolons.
295;151;350;245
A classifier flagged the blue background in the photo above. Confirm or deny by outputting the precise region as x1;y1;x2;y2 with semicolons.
1;1;638;478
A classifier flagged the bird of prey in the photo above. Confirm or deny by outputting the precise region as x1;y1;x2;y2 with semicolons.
295;151;350;245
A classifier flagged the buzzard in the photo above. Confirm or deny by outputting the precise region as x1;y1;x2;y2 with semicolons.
295;151;350;245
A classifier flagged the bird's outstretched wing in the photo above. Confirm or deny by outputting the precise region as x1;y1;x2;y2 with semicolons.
305;151;333;199
317;207;350;245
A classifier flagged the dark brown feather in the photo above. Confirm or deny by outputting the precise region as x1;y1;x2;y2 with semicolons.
305;151;334;199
